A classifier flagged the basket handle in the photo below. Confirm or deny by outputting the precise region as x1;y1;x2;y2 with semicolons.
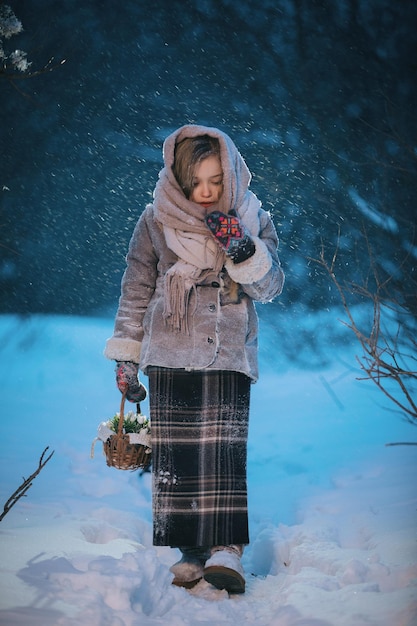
118;385;127;436
118;385;141;436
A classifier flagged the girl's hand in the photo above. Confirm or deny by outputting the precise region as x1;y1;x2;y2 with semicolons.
205;210;255;264
115;361;147;403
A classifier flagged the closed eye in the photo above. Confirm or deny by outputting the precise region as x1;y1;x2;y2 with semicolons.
192;177;223;187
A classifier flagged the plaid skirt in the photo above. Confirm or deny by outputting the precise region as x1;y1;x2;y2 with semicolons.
148;367;250;548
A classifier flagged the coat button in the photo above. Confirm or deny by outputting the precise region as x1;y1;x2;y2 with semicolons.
207;337;214;344
208;303;216;312
211;281;220;288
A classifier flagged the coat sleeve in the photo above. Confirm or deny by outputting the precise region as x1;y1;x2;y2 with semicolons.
224;209;285;303
104;208;158;363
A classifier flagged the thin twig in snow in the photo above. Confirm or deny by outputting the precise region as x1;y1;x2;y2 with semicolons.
0;446;55;522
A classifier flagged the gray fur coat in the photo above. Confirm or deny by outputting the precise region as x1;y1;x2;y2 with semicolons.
104;125;285;381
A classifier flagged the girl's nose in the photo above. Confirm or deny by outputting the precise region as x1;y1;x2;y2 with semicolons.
201;183;211;197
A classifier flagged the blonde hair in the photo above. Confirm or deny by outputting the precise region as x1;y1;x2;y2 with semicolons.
173;135;221;198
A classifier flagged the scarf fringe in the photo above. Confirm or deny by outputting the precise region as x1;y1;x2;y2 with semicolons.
163;263;199;334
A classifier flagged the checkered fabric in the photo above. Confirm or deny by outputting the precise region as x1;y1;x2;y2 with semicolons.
148;367;250;548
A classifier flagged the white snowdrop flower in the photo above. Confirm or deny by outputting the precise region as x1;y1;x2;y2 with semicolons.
137;414;145;425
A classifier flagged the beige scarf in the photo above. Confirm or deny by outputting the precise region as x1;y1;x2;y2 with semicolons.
152;125;261;333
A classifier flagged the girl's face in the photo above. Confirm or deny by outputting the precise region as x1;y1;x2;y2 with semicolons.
190;155;223;209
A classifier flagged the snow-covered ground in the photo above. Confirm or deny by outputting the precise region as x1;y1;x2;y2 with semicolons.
0;312;416;626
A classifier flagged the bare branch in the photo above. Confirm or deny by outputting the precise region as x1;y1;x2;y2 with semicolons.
0;446;55;522
385;442;417;447
310;232;417;425
0;57;66;81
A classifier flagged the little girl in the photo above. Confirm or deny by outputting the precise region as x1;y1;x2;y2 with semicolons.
105;124;285;594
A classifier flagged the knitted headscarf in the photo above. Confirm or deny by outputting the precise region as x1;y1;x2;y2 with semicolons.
153;124;261;332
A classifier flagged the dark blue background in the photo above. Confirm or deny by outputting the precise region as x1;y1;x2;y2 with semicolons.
1;0;416;320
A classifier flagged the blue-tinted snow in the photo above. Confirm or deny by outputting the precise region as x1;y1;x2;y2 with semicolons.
0;312;415;625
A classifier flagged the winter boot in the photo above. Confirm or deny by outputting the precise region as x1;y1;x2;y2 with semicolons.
203;545;245;594
170;546;210;589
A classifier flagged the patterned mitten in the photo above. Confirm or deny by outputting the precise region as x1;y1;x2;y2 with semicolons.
116;361;147;403
205;210;255;264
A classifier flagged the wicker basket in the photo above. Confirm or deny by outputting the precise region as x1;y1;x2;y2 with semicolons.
103;390;151;471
